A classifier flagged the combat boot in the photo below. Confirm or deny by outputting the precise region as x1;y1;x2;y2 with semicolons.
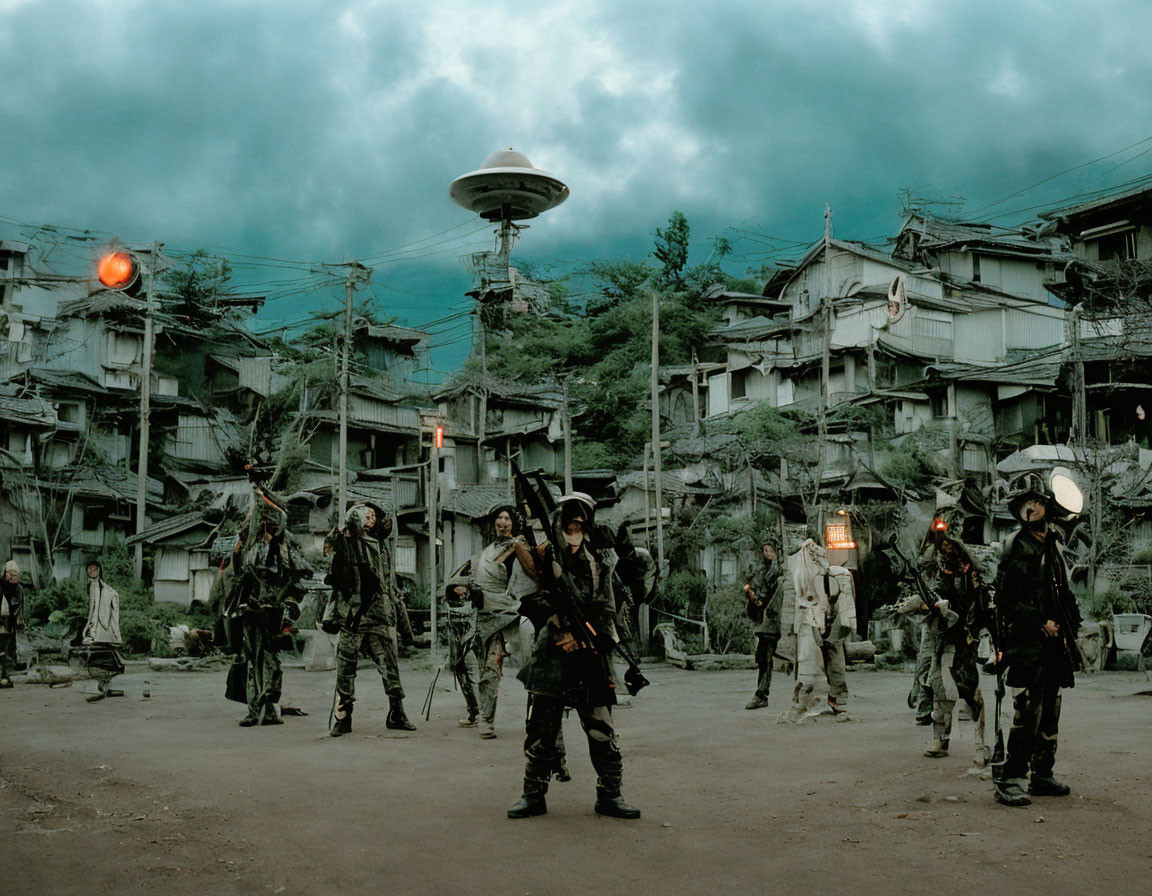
993;777;1032;808
508;778;548;819
260;705;283;725
924;738;950;758
386;698;417;731
330;703;353;737
552;755;571;783
478;719;496;739
744;694;770;710
238;709;261;727
594;788;641;819
1029;775;1071;796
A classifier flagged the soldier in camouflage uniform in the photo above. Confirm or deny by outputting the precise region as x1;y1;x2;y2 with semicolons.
327;503;415;736
898;522;989;763
227;487;311;727
443;565;482;727
744;540;782;710
508;496;640;820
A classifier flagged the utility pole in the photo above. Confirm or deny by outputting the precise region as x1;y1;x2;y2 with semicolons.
562;377;573;493
477;301;488;485
428;423;441;657
337;260;371;521
691;348;701;437
651;288;665;572
815;203;833;495
1068;304;1087;448
133;243;159;583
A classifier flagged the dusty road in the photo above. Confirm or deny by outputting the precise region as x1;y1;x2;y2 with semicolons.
2;658;1150;896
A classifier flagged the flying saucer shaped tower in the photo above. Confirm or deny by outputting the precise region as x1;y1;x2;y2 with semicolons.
448;149;569;222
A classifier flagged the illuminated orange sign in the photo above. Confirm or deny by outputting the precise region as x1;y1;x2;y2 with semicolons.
825;522;856;550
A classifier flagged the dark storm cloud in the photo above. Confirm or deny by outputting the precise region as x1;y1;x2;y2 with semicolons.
3;0;1152;372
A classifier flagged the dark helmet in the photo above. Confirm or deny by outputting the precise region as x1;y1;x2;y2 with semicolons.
1006;472;1051;524
557;492;595;527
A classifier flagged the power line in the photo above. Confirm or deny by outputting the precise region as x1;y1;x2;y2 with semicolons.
964;135;1152;217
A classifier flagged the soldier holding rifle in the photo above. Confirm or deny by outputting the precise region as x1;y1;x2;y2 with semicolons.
508;487;643;820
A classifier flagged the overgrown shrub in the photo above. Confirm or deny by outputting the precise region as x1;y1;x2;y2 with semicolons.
704;584;754;655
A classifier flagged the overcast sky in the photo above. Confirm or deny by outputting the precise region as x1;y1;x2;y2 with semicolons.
3;0;1152;375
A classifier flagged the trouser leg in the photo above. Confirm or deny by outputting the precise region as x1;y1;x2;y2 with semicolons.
455;651;480;719
754;634;776;698
931;643;957;742
1030;684;1062;778
953;641;987;754
575;702;623;795
523;693;563;794
914;625;934;716
824;638;848;708
478;630;506;723
0;632;15;677
1001;679;1047;780
334;629;362;708
363;628;405;699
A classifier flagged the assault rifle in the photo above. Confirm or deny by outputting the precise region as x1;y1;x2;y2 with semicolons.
985;583;1007;765
887;539;961;631
513;463;650;697
1041;537;1089;675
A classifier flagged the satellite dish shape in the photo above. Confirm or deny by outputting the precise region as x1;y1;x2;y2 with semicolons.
1049;466;1084;516
449;149;569;221
887;275;907;324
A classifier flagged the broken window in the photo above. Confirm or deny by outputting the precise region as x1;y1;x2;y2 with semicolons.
1097;228;1137;262
730;368;748;400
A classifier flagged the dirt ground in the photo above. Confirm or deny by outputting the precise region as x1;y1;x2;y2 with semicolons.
2;657;1151;896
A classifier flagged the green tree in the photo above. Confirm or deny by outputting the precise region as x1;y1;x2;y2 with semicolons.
653;212;690;288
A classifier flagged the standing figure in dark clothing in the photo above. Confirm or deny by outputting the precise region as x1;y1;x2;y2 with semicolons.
1;560;24;688
327;503;415;736
744;540;782;710
992;475;1083;808
508;494;640;820
227;487;311;727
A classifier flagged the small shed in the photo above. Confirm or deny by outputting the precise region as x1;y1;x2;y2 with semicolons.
126;511;224;607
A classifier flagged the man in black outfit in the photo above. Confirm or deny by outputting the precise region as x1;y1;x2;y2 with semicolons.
992;475;1082;808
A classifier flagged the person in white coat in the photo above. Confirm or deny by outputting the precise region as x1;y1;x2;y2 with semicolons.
81;560;124;702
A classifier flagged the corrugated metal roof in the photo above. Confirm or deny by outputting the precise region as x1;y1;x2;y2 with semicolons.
0;395;56;428
439;485;513;519
901;216;1063;257
125;511;220;546
1039;183;1152;222
4;368;110;395
434;374;564;406
616;469;721;496
357;322;429;345
710;315;791;342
